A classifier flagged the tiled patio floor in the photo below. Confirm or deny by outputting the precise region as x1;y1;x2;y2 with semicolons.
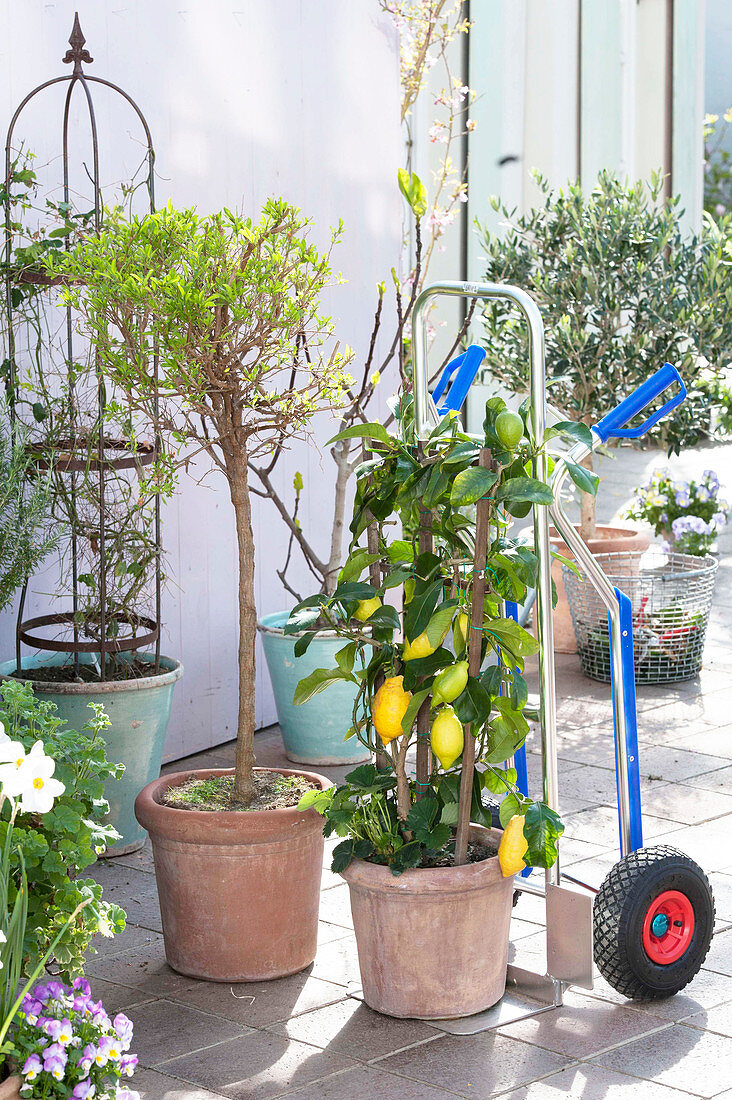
87;444;732;1098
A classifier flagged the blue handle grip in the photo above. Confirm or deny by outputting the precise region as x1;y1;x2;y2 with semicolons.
594;363;686;442
432;344;486;416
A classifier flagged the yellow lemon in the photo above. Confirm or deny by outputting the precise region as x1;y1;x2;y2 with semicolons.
372;676;413;745
498;815;529;877
403;631;435;660
354;596;381;622
452;611;469;656
430;706;464;770
431;660;469;708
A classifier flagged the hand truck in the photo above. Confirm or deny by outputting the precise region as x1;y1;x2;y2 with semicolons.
410;281;716;1034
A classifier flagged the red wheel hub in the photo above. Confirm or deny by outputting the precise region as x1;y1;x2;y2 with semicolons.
642;890;695;964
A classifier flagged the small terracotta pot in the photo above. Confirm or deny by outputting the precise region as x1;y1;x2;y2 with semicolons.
550;524;649;653
135;766;328;981
342;824;513;1019
0;1076;21;1100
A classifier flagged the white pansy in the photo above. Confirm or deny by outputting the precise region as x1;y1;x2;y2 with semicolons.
16;741;65;814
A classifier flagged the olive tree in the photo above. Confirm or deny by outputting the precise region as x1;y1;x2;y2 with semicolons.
55;201;351;804
479;171;732;539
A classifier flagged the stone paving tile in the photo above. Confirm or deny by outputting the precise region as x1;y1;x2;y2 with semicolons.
709;873;732;922
316;884;353;929
84;936;196;997
85;975;157;1015
275;1064;464;1099
308;935;362;988
169;970;348;1028
496;989;670;1058
683;999;732;1038
88;862;163;932
134;1068;231;1100
91;921;162;960
376;1031;571;1099
637;786;732;826
682;765;732;794
156;1031;359;1100
659;821;732;873
636;745;732;784
269;996;439;1060
111;838;156;875
561;804;685;850
317;920;352;946
698;928;732;977
128;999;247;1067
665;725;732;760
589;1021;732;1097
501;1063;699;1098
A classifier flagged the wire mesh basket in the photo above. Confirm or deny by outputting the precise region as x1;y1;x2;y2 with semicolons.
562;549;718;684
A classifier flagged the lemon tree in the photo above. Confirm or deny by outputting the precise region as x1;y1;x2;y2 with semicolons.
290;393;593;875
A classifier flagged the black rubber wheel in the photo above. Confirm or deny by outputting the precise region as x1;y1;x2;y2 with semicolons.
593;845;715;1000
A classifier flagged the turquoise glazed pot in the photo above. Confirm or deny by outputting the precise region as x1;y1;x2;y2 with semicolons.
259;611;369;766
0;653;182;856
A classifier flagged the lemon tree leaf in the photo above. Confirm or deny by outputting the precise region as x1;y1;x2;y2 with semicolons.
523;802;564;868
450;466;498;507
400;688;430;736
293;667;355;705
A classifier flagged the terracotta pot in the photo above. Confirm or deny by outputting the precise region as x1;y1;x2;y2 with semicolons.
135;766;328;981
550;524;649;653
342;824;513;1019
0;1076;21;1100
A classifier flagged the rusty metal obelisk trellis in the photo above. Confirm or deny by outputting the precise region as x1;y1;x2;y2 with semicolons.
3;14;161;681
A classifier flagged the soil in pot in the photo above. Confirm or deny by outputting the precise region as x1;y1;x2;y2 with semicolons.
135;766;328;982
10;656;170;684
162;769;318;812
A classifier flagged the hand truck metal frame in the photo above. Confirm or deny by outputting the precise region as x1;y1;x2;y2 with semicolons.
407;280;714;1033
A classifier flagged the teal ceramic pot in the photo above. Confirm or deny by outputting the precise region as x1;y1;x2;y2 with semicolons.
259;611;369;766
0;653;182;856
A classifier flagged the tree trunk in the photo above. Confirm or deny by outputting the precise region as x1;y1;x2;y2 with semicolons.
323;441;351;595
579;451;597;542
229;453;257;805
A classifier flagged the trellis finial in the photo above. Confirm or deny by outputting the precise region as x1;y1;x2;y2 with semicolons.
63;12;93;74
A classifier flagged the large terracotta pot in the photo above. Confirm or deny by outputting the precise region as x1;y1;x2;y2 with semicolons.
0;1077;20;1100
550;524;649;653
135;766;328;981
342;824;513;1019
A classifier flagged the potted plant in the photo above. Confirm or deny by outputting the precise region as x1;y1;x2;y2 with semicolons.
0;154;181;857
624;467;729;555
287;394;573;1018
56;199;351;981
477;171;732;649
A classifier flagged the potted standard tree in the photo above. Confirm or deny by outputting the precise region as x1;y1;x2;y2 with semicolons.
56;200;352;981
287;395;575;1018
477;172;732;649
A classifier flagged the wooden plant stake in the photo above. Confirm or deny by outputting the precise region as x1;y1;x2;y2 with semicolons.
366;500;388;770
454;448;493;865
415;502;433;799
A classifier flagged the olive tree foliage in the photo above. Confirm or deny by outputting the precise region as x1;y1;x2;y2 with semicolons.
478;171;732;539
54;200;352;803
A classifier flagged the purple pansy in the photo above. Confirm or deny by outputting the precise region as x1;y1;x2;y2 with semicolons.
113;1013;134;1050
120;1054;138;1078
22;1054;42;1081
73;1082;96;1099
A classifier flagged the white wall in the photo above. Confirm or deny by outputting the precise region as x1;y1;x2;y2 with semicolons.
0;0;402;759
706;0;732;152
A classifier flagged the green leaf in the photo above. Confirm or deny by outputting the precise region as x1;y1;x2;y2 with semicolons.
335;643;357;674
400;687;430;736
402;646;453;691
338;549;380;584
484;714;525;764
332;581;377;603
498;791;529;828
484;618;540;659
565;458;600;497
453;676;491;726
450;466;498;507
404;579;443;640
285;597;325;634
495;477;553;505
482;766;517;796
331;838;373;874
387;540;415;563
293;667;355;705
406;794;438;842
543;421;594;448
327;422;392;447
367;604;401;631
523;802;564;868
294;632;317;657
423;463;451;508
